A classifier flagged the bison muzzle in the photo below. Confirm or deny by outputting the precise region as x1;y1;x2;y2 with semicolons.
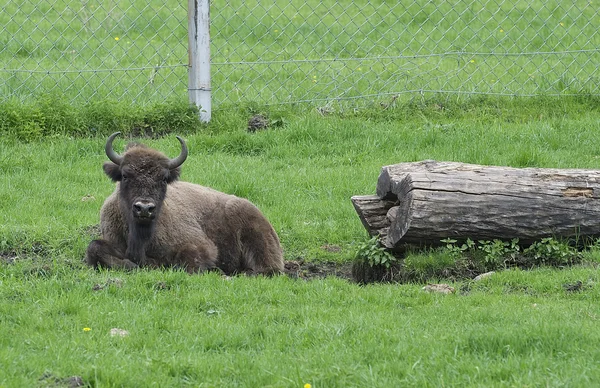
86;132;284;275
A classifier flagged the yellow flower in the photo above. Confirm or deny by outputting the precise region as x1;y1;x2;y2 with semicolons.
499;28;504;33
559;22;564;27
114;37;120;41
83;327;91;332
470;59;475;63
304;384;311;388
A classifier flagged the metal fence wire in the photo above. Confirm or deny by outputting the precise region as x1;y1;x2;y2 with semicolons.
2;0;599;108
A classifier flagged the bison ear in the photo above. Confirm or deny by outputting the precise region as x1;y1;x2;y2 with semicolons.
103;162;122;182
167;167;181;183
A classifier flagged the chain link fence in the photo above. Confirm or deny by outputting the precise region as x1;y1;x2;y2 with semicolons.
2;0;599;108
0;0;188;104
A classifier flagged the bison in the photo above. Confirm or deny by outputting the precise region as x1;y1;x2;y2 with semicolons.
86;132;284;275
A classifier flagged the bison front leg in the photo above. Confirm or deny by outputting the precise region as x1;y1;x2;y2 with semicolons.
86;239;139;270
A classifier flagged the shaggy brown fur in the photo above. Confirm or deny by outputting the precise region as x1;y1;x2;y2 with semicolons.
86;136;284;275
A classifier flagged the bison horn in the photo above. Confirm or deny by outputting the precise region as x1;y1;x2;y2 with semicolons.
167;136;188;169
105;132;124;165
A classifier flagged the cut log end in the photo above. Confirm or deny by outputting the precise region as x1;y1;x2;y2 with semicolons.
350;195;396;241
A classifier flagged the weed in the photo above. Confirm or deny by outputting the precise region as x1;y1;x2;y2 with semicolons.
440;237;582;272
354;236;396;269
524;237;582;266
352;236;397;284
478;238;521;267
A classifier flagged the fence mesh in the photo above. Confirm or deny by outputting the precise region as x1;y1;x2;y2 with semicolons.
0;0;188;104
2;0;599;108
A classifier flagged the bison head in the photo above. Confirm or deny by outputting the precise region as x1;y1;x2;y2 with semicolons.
102;132;187;263
103;132;188;223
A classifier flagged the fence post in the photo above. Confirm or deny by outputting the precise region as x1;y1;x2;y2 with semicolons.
188;0;211;122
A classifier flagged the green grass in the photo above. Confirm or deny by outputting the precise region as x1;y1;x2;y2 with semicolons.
2;261;600;386
2;95;600;260
2;96;600;385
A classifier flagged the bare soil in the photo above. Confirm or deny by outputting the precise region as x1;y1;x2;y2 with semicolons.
283;260;355;281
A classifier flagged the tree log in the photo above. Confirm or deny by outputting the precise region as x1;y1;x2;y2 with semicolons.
352;160;600;250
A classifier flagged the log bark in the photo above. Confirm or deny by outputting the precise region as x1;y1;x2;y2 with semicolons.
352;160;600;250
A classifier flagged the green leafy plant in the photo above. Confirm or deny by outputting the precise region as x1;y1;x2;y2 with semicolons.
441;236;584;270
441;238;475;258
524;237;581;266
478;238;521;266
354;236;396;269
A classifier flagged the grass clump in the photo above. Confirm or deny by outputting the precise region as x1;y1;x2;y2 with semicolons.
0;97;202;141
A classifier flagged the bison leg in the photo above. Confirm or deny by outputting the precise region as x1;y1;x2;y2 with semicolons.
86;239;138;270
222;200;284;276
240;225;284;276
173;243;220;274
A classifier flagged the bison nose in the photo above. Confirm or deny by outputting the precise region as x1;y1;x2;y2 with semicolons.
133;201;156;218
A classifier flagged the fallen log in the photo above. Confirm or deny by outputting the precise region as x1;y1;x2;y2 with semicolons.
352;160;600;250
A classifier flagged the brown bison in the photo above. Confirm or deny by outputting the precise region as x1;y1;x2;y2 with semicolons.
86;132;284;275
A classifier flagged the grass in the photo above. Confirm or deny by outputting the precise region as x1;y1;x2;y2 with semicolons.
2;95;600;385
3;96;600;261
2;261;600;386
2;95;600;260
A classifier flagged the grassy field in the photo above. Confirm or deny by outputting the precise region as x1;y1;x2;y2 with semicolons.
2;96;600;386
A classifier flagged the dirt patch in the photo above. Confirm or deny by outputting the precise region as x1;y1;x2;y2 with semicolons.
39;373;85;388
0;252;18;264
283;260;354;281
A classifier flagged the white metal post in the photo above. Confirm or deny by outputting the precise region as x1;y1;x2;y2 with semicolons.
188;0;211;122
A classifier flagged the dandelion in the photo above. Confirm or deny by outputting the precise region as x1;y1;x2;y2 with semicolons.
83;327;91;332
304;384;311;388
470;59;475;63
499;28;504;33
114;37;120;41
